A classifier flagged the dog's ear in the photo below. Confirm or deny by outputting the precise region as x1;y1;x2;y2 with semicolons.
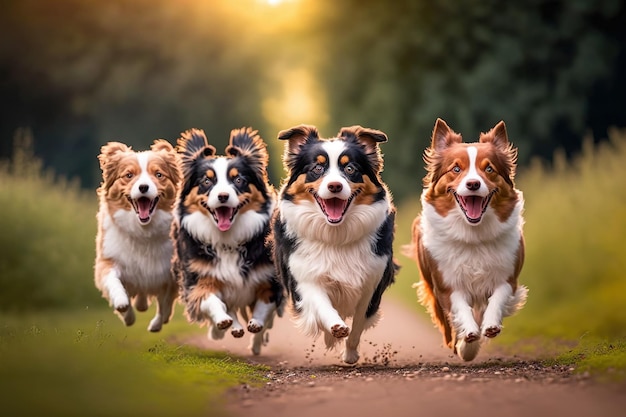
152;139;182;186
98;142;132;191
338;125;388;173
98;142;131;171
150;139;174;153
226;127;269;169
176;129;216;182
278;125;320;170
480;121;518;185
431;118;462;152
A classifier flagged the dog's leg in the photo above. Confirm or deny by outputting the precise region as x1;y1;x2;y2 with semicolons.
228;310;245;338
134;294;149;312
481;283;514;338
248;300;276;334
297;282;349;340
450;291;481;361
200;294;233;333
103;268;135;326
148;286;177;332
342;298;372;364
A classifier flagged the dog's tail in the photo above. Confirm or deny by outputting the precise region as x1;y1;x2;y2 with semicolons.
176;129;216;182
226;127;269;174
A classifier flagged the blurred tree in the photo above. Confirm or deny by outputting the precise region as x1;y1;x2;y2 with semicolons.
314;0;626;199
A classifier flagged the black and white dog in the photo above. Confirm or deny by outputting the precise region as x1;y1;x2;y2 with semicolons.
272;124;397;364
172;127;283;355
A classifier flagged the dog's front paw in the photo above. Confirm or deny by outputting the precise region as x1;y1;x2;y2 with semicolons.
247;319;263;334
331;324;350;339
216;318;233;330
343;349;359;365
231;328;245;338
483;325;502;338
464;331;480;343
112;295;130;313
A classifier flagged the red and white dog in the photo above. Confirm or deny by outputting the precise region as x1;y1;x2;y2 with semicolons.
95;140;181;332
406;118;527;361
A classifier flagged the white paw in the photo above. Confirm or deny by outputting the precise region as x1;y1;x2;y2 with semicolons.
482;324;502;338
231;327;245;338
343;349;359;365
148;317;163;332
331;323;350;339
112;293;130;312
247;319;264;334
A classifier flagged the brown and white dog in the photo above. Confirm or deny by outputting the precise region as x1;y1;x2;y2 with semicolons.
272;125;397;364
95;140;182;331
405;118;527;361
172;128;282;355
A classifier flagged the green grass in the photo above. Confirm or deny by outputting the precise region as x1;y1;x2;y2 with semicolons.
0;308;268;417
391;128;626;379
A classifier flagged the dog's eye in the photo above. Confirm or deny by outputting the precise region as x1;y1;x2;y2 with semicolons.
452;166;461;173
344;164;357;175
312;164;324;175
203;177;212;186
125;172;134;179
234;176;246;186
485;165;494;173
155;172;163;178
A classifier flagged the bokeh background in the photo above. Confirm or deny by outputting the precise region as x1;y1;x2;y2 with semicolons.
1;2;626;414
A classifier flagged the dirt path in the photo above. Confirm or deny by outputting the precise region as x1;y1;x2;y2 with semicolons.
187;299;626;417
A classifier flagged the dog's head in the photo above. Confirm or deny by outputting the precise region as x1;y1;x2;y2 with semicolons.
98;140;181;225
278;124;389;226
422;118;519;225
176;127;273;232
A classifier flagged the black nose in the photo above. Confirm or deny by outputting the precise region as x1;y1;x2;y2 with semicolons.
328;182;343;193
218;193;229;203
139;184;149;193
466;180;481;191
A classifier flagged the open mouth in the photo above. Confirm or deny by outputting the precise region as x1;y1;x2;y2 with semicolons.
201;200;240;232
128;196;159;224
313;191;357;224
452;190;496;224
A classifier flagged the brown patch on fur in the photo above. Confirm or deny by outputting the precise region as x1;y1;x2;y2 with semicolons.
238;184;267;215
411;216;454;349
229;167;239;178
340;155;350;165
206;169;215;179
316;154;327;165
183;186;209;215
286;174;317;204
352;175;381;206
255;281;273;304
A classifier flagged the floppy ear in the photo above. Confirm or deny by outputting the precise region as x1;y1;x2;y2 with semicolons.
277;124;320;170
338;125;388;173
98;142;131;171
176;128;216;183
98;141;132;191
150;139;174;153
431;118;462;152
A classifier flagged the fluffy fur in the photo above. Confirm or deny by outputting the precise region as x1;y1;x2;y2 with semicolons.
272;124;397;365
172;127;282;355
94;139;182;331
405;118;527;361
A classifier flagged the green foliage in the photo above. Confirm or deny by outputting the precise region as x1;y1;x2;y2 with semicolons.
0;310;267;417
0;129;101;311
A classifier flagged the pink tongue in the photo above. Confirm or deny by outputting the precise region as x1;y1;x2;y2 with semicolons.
215;207;234;231
464;196;484;219
324;198;346;221
137;197;152;220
